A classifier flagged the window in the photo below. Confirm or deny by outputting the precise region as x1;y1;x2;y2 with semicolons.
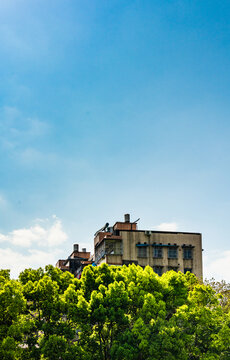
154;266;163;276
105;240;122;255
183;247;193;259
168;247;178;259
168;266;178;272
137;246;147;257
153;246;163;258
184;268;192;274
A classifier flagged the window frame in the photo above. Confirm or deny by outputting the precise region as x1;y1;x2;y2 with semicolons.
183;247;193;260
153;246;163;258
137;246;147;258
168;247;178;259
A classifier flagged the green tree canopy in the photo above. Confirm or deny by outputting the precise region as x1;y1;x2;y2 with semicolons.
0;264;229;359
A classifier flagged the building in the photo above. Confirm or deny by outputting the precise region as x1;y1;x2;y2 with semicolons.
56;244;92;278
94;214;203;279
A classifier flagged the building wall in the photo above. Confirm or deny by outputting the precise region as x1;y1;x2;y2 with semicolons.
99;254;123;265
56;244;92;277
120;230;202;279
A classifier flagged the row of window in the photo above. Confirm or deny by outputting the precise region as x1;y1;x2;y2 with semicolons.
154;266;192;276
138;246;193;259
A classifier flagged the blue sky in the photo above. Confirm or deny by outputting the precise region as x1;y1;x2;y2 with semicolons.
0;0;230;279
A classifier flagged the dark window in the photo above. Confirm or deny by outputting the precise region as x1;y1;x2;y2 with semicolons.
184;268;192;274
137;246;147;257
153;246;163;258
168;266;178;272
168;247;178;259
154;266;163;276
183;247;193;259
105;240;122;255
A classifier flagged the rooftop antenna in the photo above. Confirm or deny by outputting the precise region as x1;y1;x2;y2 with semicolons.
94;222;109;237
133;218;140;223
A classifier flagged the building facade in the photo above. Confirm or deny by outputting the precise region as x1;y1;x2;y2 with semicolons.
94;214;203;279
56;244;92;278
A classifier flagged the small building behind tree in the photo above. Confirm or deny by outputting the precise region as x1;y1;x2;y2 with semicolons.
56;244;92;278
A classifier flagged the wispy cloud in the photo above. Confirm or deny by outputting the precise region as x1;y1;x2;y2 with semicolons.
0;13;51;62
155;222;178;231
17;148;54;167
0;216;68;248
204;250;230;282
0;2;86;64
0;106;49;145
0;193;8;208
0;106;53;166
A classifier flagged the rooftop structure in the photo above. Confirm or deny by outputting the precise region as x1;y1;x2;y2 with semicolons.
56;244;92;278
94;214;203;279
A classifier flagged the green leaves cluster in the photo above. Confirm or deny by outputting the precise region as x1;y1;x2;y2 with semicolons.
0;265;230;359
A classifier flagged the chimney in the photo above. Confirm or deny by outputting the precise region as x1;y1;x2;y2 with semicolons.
124;214;130;223
82;248;86;252
73;244;79;252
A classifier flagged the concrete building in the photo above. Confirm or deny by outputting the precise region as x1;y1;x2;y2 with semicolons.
94;214;203;279
56;244;92;278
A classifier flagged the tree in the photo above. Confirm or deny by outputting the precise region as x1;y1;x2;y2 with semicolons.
0;264;230;359
0;271;26;359
205;278;230;312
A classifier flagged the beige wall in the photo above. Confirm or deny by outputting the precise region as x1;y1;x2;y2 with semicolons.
120;231;203;279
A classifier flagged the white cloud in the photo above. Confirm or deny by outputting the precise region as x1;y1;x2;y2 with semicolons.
0;217;68;278
0;233;8;243
204;250;230;282
0;217;68;248
155;222;178;231
47;219;68;247
10;225;46;247
0;247;62;279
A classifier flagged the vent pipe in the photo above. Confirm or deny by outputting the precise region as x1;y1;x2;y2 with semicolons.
73;244;79;252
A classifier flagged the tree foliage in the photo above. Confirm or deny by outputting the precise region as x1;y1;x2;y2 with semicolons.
0;264;229;359
205;278;230;312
